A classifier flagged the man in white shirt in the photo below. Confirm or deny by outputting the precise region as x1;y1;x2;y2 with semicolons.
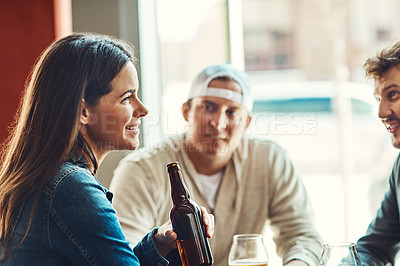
110;63;323;266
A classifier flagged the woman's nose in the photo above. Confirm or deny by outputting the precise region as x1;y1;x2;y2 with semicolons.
133;98;149;118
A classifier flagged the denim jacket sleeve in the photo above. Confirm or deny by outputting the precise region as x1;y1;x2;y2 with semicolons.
356;154;400;266
134;228;171;265
49;166;168;265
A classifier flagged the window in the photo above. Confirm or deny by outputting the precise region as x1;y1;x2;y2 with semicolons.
155;0;229;139
152;0;400;263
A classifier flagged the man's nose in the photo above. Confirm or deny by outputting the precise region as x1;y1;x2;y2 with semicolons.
210;111;228;131
378;100;392;119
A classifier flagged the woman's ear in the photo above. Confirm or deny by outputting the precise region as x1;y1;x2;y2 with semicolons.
80;99;90;125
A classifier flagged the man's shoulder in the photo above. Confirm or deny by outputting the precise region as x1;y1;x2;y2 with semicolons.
121;135;183;165
394;152;400;166
112;136;184;183
243;135;287;153
239;135;291;167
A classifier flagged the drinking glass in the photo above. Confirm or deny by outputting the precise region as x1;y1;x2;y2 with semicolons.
228;234;269;266
320;242;361;265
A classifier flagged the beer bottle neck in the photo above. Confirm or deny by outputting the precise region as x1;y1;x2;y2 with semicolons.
168;166;190;204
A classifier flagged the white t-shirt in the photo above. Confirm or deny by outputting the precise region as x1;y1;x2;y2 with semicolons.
198;171;223;211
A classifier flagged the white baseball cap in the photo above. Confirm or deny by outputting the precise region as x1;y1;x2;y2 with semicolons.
188;63;254;112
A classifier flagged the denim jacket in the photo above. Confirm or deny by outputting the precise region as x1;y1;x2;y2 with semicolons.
0;158;169;265
356;153;400;266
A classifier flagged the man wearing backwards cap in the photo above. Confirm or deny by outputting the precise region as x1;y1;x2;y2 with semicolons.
110;63;323;266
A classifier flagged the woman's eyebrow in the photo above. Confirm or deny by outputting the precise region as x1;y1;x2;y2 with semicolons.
119;89;135;98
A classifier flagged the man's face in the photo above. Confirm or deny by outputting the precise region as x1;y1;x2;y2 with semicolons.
374;66;400;149
182;79;251;157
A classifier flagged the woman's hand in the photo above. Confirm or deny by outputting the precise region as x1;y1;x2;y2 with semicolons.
153;206;215;257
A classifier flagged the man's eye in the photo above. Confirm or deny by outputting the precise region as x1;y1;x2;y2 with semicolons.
204;104;213;111
386;90;400;101
226;110;236;116
389;91;398;99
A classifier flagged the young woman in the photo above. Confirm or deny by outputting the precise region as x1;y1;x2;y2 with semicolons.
0;33;213;265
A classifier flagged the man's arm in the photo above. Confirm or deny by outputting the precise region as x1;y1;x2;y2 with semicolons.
356;156;400;266
110;158;170;247
267;145;323;266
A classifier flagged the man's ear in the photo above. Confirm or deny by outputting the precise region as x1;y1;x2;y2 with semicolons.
182;102;190;122
80;100;90;125
245;114;252;129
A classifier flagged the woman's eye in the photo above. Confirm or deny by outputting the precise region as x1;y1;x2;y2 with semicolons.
122;95;132;103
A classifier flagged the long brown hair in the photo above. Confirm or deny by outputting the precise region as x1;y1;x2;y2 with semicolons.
0;33;135;261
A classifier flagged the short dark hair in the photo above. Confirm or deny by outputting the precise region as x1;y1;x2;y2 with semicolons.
364;40;400;80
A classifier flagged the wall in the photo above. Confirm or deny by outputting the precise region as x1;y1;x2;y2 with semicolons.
0;0;56;145
71;0;141;188
71;0;121;37
0;0;146;188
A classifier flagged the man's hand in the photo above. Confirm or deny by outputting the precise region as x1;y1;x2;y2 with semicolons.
285;260;308;266
199;206;215;238
153;206;215;257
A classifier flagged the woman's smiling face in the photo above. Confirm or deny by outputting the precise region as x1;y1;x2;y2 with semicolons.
82;61;148;156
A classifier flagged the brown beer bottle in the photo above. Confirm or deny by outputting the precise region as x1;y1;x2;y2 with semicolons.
166;162;213;266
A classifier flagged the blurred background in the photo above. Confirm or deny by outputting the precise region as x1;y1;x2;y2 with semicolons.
1;0;399;264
